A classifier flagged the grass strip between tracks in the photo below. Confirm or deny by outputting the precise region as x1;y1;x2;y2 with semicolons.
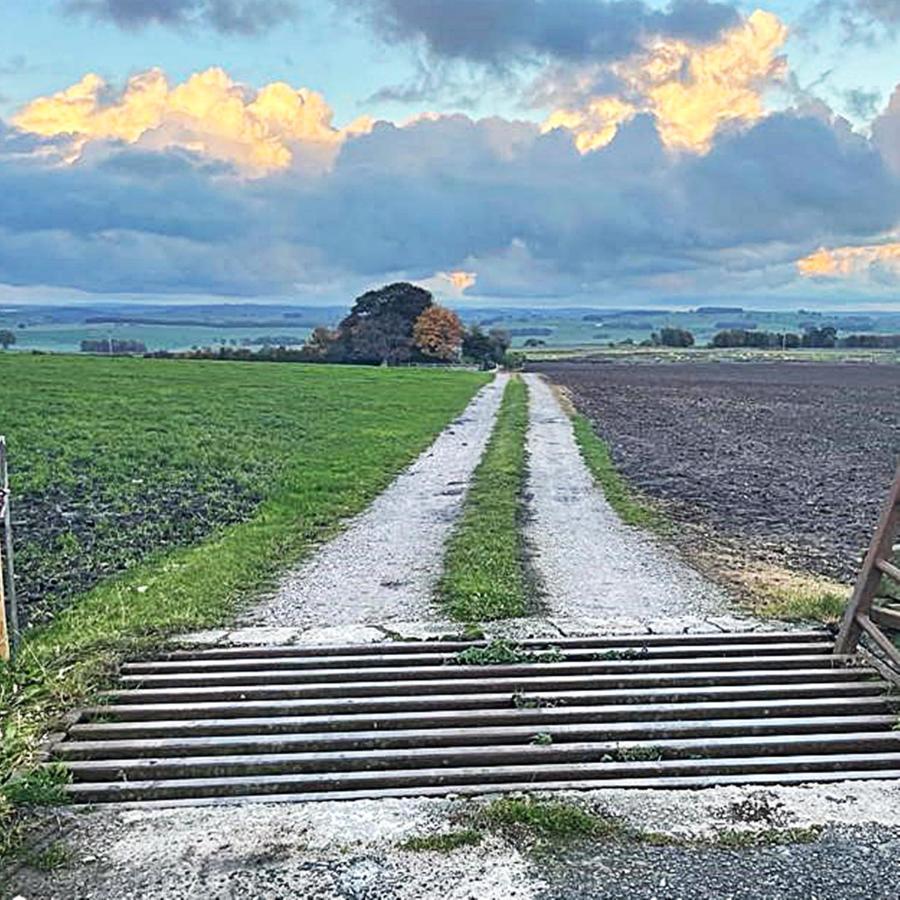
440;376;531;622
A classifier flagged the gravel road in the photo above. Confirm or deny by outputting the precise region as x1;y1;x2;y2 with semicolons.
522;373;730;621
247;374;508;628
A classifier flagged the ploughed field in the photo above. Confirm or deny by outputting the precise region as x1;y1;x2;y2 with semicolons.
533;359;900;581
0;354;486;627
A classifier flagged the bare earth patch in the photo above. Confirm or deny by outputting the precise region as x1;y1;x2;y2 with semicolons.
531;359;900;583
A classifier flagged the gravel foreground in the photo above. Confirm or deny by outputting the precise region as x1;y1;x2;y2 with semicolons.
247;374;508;628
522;373;730;620
9;783;900;899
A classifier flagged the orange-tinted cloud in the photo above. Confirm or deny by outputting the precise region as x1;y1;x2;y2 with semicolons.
12;67;373;175
797;242;900;277
542;9;788;154
439;270;477;293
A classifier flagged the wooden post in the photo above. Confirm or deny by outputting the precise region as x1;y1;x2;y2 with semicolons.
0;530;6;661
0;439;8;661
0;436;17;660
834;462;900;655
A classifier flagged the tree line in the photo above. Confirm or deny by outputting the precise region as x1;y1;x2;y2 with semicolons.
151;283;519;369
647;325;900;350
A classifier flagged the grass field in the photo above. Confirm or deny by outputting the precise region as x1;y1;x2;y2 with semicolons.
6;323;312;353
0;355;487;790
439;376;532;621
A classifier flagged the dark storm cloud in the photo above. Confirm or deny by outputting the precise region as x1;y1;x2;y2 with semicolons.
63;0;297;34
2;103;899;299
342;0;739;65
873;84;900;174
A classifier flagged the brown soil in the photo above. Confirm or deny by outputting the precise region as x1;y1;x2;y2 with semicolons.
531;359;900;583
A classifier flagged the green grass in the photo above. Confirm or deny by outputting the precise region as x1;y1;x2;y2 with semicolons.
477;796;621;841
399;829;483;852
756;588;847;623
450;639;563;666
0;355;486;797
21;840;73;871
471;795;822;851
1;765;70;807
570;414;668;532
439;376;532;621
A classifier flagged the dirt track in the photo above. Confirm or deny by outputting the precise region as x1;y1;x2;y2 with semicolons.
532;360;900;581
522;373;728;621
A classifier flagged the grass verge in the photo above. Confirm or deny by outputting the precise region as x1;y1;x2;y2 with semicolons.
727;565;849;624
439;376;532;621
0;357;487;856
569;414;668;533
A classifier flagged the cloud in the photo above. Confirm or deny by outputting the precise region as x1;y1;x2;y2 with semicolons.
797;242;900;277
541;9;788;154
63;0;298;35
803;0;900;43
843;87;882;120
12;68;374;175
344;0;739;65
873;84;900;175
439;270;477;294
3;77;900;305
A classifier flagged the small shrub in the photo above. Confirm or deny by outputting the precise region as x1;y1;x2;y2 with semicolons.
24;840;72;871
478;796;621;840
592;648;646;661
451;639;563;666
501;351;526;370
2;764;70;807
400;829;483;852
511;692;561;709
713;826;822;849
601;745;663;763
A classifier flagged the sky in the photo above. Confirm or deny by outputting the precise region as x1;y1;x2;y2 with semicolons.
1;0;899;309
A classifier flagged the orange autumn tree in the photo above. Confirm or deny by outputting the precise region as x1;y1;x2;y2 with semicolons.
413;305;463;361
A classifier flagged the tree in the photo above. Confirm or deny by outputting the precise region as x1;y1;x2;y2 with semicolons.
337;282;435;364
346;313;416;365
301;326;341;361
413;306;463;360
462;325;511;368
654;327;694;348
801;326;837;349
0;330;15;350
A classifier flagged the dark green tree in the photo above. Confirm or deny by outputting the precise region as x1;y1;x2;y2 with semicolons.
654;327;694;348
337;282;434;364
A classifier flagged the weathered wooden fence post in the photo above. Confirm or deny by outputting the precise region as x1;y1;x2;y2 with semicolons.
0;436;18;660
834;462;900;657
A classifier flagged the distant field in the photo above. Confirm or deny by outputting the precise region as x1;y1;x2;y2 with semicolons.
0;355;486;627
524;345;900;364
535;358;900;582
5;303;900;354
5;323;312;353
